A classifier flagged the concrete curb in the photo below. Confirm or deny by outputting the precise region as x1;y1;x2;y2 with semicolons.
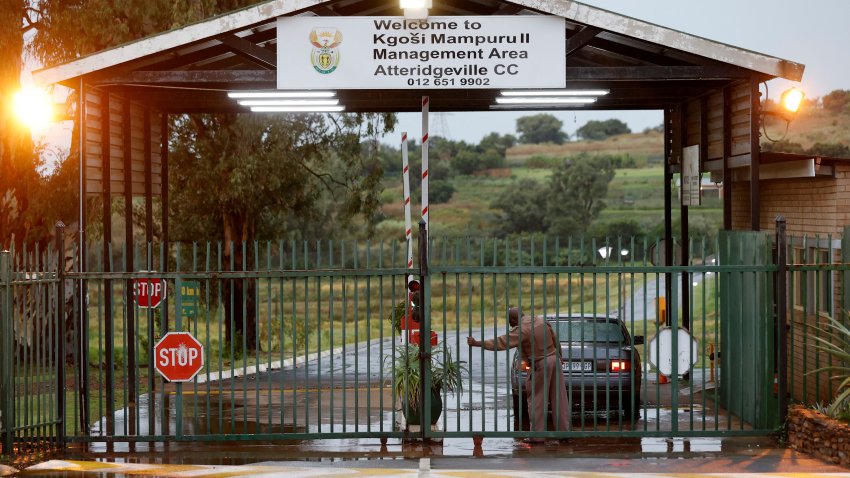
0;464;19;477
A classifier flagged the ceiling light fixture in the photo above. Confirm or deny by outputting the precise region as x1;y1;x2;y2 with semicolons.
228;91;336;99
251;106;345;113
237;99;340;107
501;89;609;97
490;104;590;110
495;97;597;105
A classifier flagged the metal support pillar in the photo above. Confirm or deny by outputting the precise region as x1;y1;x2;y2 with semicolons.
723;86;733;230
56;222;67;448
663;108;673;302
123;98;137;431
101;91;115;436
417;219;430;439
750;78;761;230
775;216;788;424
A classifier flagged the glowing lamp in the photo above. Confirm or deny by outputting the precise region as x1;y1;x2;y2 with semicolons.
12;87;54;131
401;0;431;19
780;87;804;114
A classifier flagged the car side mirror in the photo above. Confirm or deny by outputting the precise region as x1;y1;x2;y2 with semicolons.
633;336;645;345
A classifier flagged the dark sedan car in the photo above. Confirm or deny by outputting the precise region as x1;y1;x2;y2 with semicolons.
511;314;643;428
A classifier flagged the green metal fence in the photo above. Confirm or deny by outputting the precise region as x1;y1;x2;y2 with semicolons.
0;243;64;458
785;226;850;410
9;221;847;451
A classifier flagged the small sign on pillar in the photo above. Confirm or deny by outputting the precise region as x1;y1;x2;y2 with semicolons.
682;145;701;206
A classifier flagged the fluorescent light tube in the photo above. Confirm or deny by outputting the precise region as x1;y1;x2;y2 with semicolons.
501;89;609;97
228;91;336;99
237;99;340;106
495;97;597;104
250;106;345;112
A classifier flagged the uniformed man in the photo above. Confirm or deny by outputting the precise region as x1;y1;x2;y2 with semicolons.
467;307;570;443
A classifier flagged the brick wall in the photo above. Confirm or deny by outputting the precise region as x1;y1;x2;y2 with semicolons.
731;163;850;235
730;164;850;406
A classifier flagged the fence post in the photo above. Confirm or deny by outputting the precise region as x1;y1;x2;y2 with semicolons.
775;216;788;425
56;222;66;448
1;249;13;456
417;219;430;440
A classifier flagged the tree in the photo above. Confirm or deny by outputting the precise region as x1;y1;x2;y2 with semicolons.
490;178;549;235
546;154;616;238
478;132;516;156
575;119;631;141
822;90;850;114
168;112;394;347
0;1;43;247
516;114;568;144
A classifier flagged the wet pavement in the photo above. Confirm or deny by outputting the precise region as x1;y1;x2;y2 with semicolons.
12;436;850;476
89;328;736;440
28;323;836;477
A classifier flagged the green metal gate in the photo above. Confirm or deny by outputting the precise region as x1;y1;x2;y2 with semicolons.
3;224;808;453
717;230;778;430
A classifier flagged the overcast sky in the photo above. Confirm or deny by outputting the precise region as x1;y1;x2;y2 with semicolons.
392;0;850;144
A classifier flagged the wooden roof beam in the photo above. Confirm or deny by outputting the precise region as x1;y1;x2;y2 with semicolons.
215;33;276;69
91;65;749;87
567;65;750;80
566;26;603;57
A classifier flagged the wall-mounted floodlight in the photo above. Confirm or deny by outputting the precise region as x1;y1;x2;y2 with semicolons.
401;0;431;19
761;86;805;141
501;89;609;97
780;87;804;115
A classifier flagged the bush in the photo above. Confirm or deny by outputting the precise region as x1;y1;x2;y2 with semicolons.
430;180;455;203
450;150;483;175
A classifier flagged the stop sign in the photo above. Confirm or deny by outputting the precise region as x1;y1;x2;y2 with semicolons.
134;277;166;308
154;332;204;382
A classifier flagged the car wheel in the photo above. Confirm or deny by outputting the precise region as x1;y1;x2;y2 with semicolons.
623;391;641;420
512;393;531;431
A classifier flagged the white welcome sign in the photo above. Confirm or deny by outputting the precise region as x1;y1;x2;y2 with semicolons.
277;16;565;90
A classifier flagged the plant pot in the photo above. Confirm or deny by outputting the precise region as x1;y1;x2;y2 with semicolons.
403;389;443;426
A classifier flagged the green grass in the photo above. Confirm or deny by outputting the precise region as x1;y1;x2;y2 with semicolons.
377;164;723;240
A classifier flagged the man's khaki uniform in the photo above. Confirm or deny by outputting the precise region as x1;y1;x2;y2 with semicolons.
482;314;570;432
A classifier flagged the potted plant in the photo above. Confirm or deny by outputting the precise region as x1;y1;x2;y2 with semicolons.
385;343;466;426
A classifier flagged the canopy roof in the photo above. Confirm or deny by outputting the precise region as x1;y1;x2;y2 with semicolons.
33;0;805;113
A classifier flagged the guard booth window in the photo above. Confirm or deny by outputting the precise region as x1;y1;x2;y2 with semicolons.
792;247;834;317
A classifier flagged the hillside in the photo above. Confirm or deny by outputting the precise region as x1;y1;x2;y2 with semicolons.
376;104;848;240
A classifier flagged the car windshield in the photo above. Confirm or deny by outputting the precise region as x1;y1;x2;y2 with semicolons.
553;320;625;344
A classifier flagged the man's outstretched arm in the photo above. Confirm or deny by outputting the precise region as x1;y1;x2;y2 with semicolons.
468;328;520;351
